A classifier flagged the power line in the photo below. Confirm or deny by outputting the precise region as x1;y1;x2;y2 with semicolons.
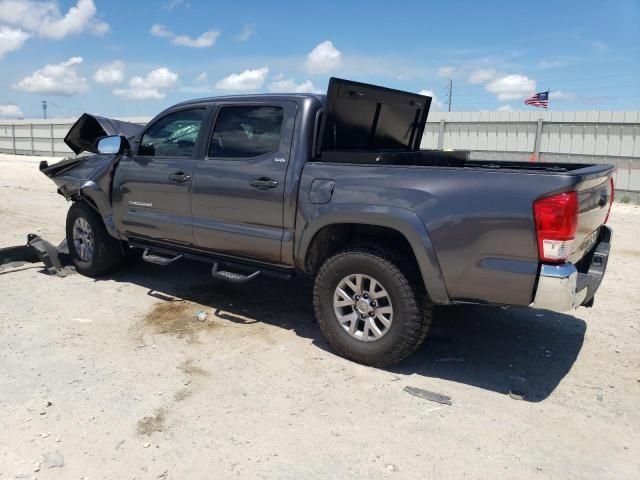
449;73;636;92
454;94;640;107
535;72;636;84
448;83;639;98
554;84;639;92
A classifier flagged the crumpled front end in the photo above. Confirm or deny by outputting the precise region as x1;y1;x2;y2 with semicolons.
38;113;144;239
63;113;143;155
40;153;122;239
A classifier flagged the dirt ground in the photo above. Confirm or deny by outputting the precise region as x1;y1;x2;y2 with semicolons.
1;153;639;479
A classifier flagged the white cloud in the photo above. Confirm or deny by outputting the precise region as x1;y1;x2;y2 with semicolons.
0;25;29;59
163;0;188;10
306;40;342;74
0;104;23;118
0;0;109;39
113;67;179;100
91;19;108;35
467;68;496;84
178;71;210;93
194;72;208;84
150;23;220;48
267;76;320;93
172;31;219;48
93;60;125;84
13;56;89;95
497;105;514;112
437;66;455;77
485;74;536;101
215;67;269;91
149;23;171;38
538;59;567;69
418;89;444;111
235;24;254;42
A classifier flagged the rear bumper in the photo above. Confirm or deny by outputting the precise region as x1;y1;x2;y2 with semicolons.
532;226;612;312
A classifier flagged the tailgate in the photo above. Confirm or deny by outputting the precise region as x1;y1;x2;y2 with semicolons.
570;174;614;263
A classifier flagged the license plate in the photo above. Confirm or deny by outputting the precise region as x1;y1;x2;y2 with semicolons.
579;229;599;253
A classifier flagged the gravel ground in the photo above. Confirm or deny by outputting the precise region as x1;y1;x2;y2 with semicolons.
1;153;639;479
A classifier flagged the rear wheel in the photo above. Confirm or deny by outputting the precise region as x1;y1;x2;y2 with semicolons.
313;248;432;367
66;202;123;277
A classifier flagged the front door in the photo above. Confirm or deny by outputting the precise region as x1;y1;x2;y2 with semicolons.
191;102;296;263
113;107;209;245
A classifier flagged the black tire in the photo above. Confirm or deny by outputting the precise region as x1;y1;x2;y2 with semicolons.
66;202;124;277
313;248;432;367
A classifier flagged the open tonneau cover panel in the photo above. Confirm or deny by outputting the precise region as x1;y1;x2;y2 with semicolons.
64;113;144;155
319;77;431;153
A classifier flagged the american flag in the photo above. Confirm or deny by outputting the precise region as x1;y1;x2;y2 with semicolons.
524;91;549;109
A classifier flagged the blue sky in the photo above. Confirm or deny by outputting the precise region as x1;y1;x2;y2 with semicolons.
0;0;639;119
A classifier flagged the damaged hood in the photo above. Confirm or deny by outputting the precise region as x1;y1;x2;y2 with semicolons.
64;113;144;155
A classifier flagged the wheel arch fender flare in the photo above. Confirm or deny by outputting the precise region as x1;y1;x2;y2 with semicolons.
295;204;450;304
73;180;120;240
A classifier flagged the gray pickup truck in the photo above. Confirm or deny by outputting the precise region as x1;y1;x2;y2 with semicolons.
40;78;614;366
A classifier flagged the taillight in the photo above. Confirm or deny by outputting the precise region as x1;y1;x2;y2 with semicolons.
533;191;578;263
604;177;614;224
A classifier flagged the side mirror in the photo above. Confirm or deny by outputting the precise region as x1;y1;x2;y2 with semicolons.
95;135;129;155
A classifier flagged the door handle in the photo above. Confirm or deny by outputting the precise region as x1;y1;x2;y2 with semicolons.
168;172;191;183
250;177;279;190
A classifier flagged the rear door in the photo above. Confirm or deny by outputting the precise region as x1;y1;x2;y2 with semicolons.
112;106;209;245
191;101;296;263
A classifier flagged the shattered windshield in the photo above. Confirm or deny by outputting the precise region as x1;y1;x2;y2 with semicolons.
139;108;206;157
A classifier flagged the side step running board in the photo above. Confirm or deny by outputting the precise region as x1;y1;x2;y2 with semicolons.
128;239;293;280
211;262;260;284
142;248;183;266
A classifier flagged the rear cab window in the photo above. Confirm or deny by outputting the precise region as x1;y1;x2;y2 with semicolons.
208;106;284;158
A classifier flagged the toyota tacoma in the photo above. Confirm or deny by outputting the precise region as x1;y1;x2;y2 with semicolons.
39;78;615;366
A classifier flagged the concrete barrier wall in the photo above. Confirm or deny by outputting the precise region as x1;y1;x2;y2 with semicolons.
1;112;639;199
0;118;150;156
422;111;640;199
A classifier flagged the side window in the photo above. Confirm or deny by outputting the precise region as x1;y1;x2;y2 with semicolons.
138;108;206;157
209;106;284;158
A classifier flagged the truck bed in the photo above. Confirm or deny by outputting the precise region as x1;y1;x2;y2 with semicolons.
317;149;603;173
300;158;613;306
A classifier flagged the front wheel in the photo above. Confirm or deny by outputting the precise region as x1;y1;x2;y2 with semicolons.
66;202;124;277
313;248;432;367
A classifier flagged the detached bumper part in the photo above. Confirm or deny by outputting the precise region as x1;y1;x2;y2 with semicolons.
0;234;70;275
532;226;612;312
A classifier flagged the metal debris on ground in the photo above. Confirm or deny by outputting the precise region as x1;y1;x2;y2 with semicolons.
0;234;72;276
508;389;526;400
403;386;452;406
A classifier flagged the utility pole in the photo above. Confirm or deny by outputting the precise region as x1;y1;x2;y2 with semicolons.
445;79;453;112
41;100;47;119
